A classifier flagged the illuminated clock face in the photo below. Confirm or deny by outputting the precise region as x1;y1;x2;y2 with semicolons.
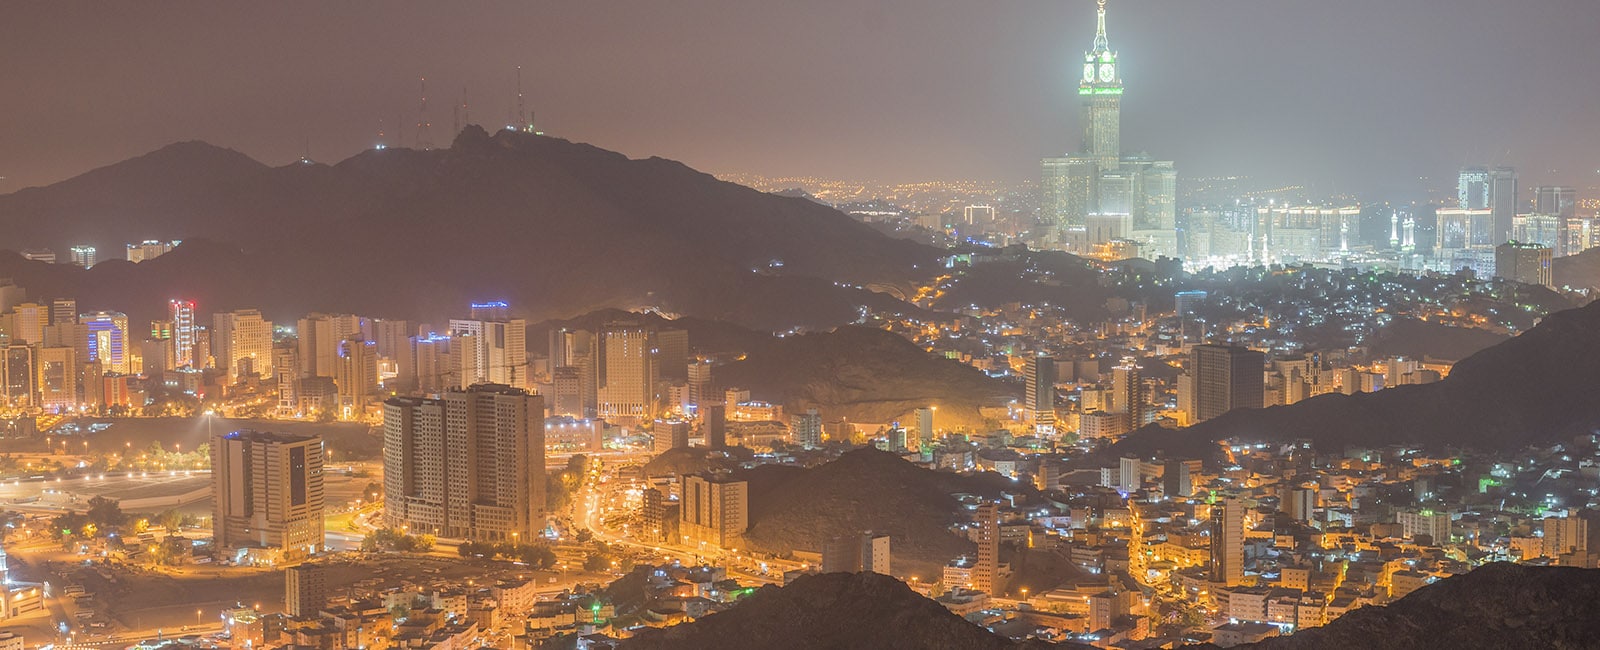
1099;64;1115;82
1083;63;1095;82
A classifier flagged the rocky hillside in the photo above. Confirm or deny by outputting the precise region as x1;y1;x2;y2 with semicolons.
1116;299;1600;458
1227;563;1600;649
714;326;1017;428
738;448;1037;579
0;129;939;330
621;571;1070;650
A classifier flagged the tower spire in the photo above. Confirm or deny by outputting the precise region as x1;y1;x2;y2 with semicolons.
1093;0;1110;53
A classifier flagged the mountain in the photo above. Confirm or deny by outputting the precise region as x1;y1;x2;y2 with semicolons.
714;326;1017;428
0;128;941;330
737;448;1038;579
617;564;1600;650
531;311;1007;426
1224;563;1600;649
620;571;1069;650
1114;299;1600;458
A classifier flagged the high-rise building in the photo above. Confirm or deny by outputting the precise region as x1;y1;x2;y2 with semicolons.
641;487;670;544
274;344;300;418
1495;242;1553;288
1111;358;1148;427
381;385;545;541
213;309;274;382
1079;0;1121;170
335;337;377;419
1459;167;1517;245
702;402;727;449
285;564;326;618
19;249;55;263
80;311;130;375
0;279;22;315
598;323;653;422
1189;344;1265;423
1;347;33;409
211;430;326;562
1040;156;1100;236
654;329;689;382
10;303;47;346
126;240;180;263
373;318;414;390
686;359;712;409
50;299;76;326
973;502;1000;594
169;300;198;369
1543;514;1588;558
791;408;823;449
297;313;363;379
1209;497;1244;586
35;346;76;411
1024;355;1056;430
679;473;747;550
551;366;584;417
653;418;690;453
449;304;528;389
67;245;96;269
821;533;891;575
913;407;935;450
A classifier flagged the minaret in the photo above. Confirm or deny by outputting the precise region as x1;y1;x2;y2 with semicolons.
1079;0;1122;170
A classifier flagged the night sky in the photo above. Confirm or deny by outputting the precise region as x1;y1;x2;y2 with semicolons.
2;0;1597;197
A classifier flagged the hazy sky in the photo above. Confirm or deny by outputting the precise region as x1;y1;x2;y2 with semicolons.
2;0;1597;197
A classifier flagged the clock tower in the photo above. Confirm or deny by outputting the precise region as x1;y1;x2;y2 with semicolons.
1079;0;1122;170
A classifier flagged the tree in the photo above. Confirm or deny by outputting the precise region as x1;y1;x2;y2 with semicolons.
156;509;183;536
85;496;126;529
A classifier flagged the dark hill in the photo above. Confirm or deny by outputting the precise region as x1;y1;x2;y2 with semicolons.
738;448;1037;579
714;326;1017;428
1228;563;1600;649
620;571;1070;650
1115;299;1600;458
0;128;938;330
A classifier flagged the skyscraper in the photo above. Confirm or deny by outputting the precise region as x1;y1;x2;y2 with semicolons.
211;430;326;562
449;303;528;389
335;337;377;420
1079;0;1121;170
1189;344;1265;423
213;309;274;382
68;245;96;268
973;502;1000;594
679;473;748;550
791;408;822;449
598;322;653;422
1495;242;1554;288
1209;497;1244;586
297;313;363;379
169;299;198;369
285;564;326;618
80;311;130;375
1459;166;1517;245
381;385;545;541
1024;355;1056;430
1040;0;1176;258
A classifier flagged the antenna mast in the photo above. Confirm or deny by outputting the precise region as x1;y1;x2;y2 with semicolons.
415;77;434;150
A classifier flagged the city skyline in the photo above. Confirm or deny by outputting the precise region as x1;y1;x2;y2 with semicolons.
1;1;1597;196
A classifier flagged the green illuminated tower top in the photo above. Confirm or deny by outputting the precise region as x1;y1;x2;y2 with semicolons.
1078;0;1121;169
1080;0;1121;96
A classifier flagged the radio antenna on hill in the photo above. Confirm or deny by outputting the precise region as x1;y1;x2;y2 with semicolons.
415;77;434;150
